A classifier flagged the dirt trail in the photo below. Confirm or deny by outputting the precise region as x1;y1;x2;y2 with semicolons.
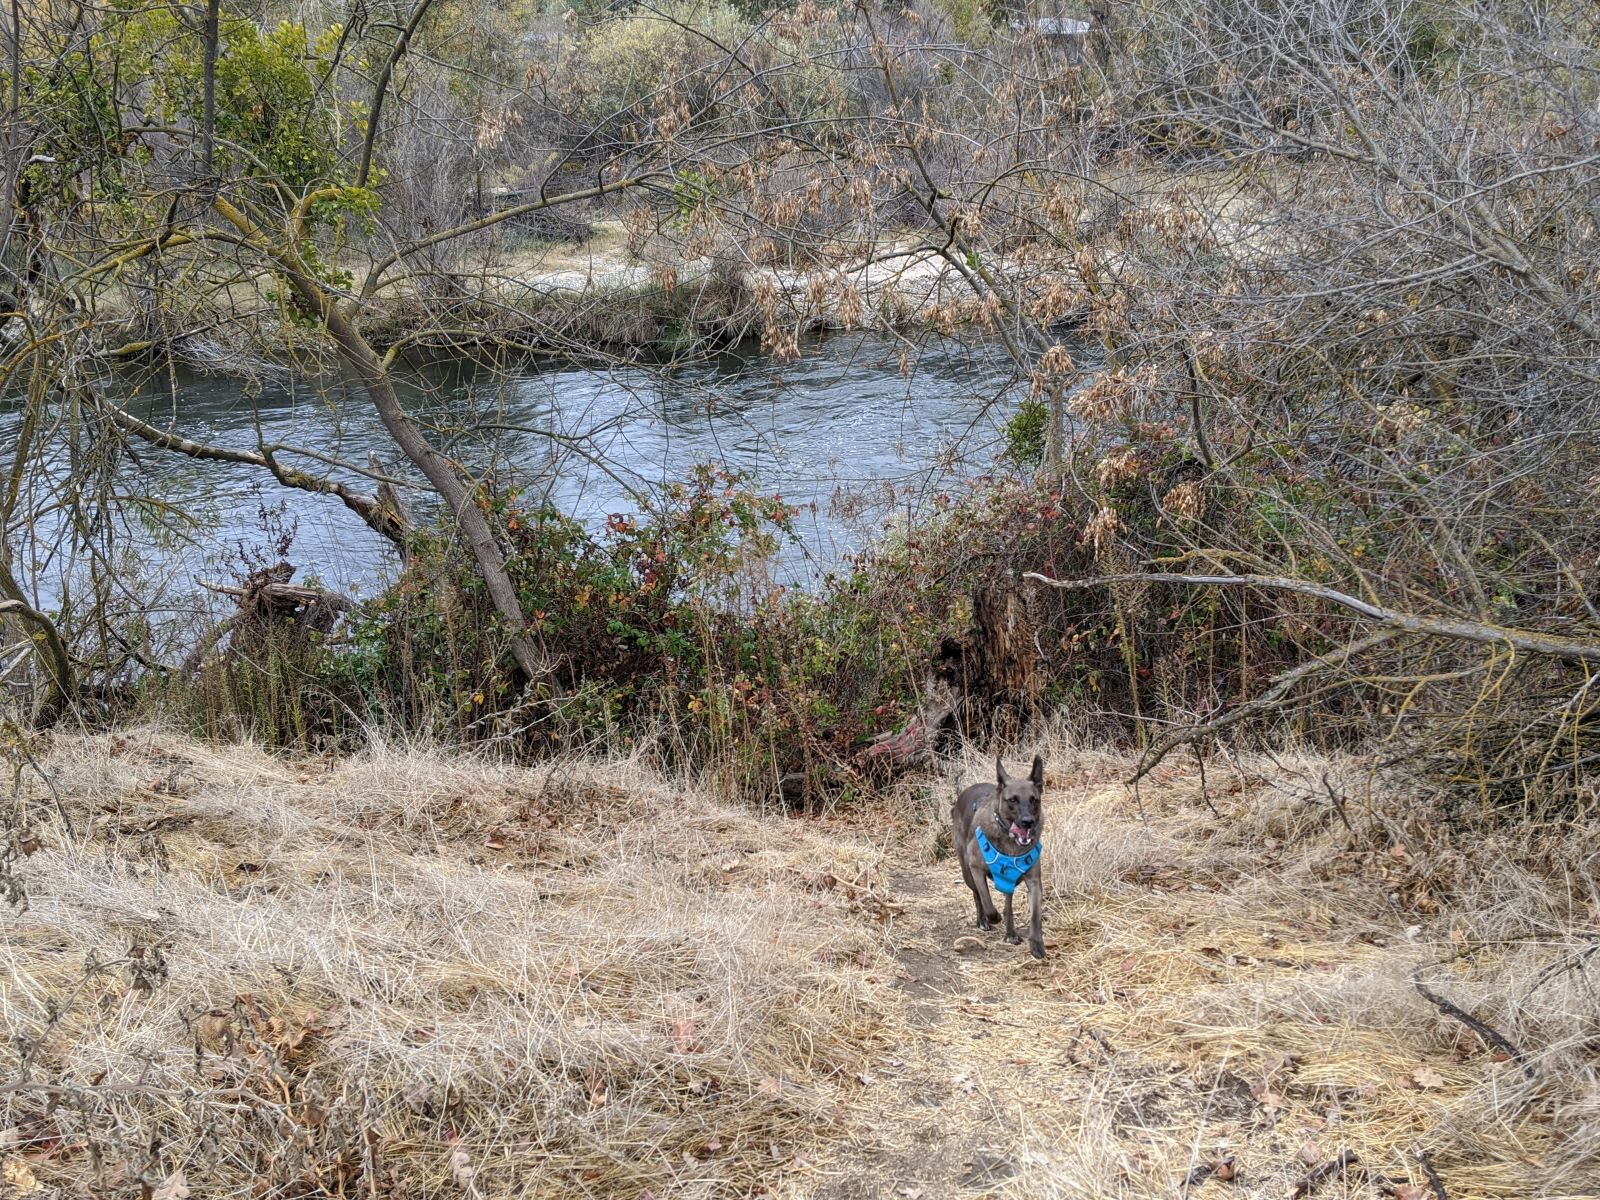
801;860;1228;1200
805;863;1130;1200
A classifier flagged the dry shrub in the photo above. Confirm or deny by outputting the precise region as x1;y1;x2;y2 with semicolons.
0;730;886;1198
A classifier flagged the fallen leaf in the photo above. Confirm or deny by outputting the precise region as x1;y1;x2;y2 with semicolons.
1297;1142;1323;1166
151;1170;191;1200
1249;1079;1286;1109
1212;1155;1237;1181
2;1159;41;1198
448;1148;475;1189
670;1017;700;1054
1412;1067;1446;1091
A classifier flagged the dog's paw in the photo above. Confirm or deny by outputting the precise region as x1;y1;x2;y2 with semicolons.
1029;942;1046;961
1005;933;1023;945
976;917;999;931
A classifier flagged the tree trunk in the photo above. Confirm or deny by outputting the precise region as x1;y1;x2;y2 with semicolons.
316;298;546;682
201;0;218;178
212;197;546;683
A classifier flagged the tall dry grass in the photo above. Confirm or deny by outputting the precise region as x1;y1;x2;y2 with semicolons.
0;730;888;1198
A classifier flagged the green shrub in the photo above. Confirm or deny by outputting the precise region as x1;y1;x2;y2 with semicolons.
1002;396;1048;467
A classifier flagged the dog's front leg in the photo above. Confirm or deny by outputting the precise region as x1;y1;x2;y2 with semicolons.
960;856;992;929
972;864;1001;930
1025;870;1045;960
1004;888;1021;945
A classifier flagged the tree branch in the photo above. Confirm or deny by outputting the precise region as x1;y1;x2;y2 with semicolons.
97;398;410;548
1024;572;1600;665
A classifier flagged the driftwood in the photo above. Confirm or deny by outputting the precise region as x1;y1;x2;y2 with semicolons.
183;564;355;678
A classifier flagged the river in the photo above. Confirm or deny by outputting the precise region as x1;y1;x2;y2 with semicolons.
8;334;1026;607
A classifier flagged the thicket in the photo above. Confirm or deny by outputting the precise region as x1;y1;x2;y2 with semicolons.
3;0;1598;822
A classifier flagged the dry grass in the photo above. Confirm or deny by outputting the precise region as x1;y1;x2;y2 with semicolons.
0;730;888;1198
2;730;1596;1200
821;737;1600;1200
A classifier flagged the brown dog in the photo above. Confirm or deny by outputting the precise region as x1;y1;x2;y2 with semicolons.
952;755;1045;959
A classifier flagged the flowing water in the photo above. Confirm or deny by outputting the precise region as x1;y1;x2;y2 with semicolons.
7;334;1026;603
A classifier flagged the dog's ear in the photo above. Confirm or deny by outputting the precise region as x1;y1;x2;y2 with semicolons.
1030;754;1045;790
996;756;1009;787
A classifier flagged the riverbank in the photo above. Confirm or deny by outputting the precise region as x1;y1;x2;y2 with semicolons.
2;730;1591;1198
87;218;1071;379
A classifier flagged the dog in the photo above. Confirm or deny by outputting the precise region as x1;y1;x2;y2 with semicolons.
952;755;1046;959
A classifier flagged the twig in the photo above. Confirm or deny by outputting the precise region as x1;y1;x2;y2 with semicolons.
1290;1150;1358;1198
1321;771;1355;835
1412;964;1536;1079
1196;749;1221;818
1114;629;1398;786
1417;1150;1449;1200
1522;936;1600;1001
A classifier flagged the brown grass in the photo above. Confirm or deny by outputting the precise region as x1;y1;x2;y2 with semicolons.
824;738;1600;1200
0;730;887;1198
2;731;1595;1200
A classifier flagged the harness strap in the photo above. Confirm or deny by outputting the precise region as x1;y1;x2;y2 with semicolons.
974;825;1041;896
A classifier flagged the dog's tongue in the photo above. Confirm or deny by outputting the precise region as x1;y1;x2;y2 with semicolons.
1010;822;1032;845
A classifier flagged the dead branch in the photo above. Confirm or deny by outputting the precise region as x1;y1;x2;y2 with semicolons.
1023;572;1600;665
101;401;410;548
1119;628;1398;786
1412;963;1536;1079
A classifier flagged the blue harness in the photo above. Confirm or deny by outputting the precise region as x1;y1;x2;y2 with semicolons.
974;826;1041;896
